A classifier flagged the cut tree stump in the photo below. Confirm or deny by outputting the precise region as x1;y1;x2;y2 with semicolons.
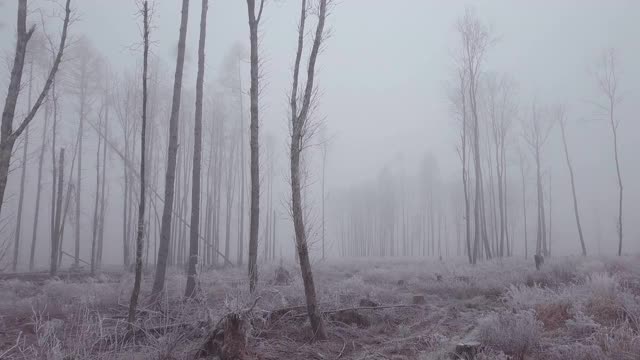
197;314;248;360
454;341;481;359
274;266;292;285
412;295;426;305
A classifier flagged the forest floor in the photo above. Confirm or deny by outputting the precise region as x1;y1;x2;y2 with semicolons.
1;255;640;359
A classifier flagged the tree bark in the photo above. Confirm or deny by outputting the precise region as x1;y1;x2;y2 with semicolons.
30;97;50;271
246;0;264;293
12;59;35;271
288;0;329;341
186;0;208;298
559;117;586;256
151;0;190;302
90;116;102;275
50;149;65;276
128;0;150;324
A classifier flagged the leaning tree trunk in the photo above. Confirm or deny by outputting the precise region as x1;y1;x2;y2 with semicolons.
246;0;264;293
288;0;329;341
151;0;190;302
12;61;34;271
30;100;50;270
559;119;586;256
128;0;150;324
185;0;208;298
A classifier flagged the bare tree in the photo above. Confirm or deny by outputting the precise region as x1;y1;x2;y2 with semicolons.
128;0;151;324
594;49;623;256
456;8;492;263
451;69;472;263
517;147;529;259
556;106;586;256
522;102;554;257
245;0;265;293
12;60;33;271
486;74;515;258
2;0;71;263
50;149;65;276
151;0;190;302
186;0;208;298
288;0;330;340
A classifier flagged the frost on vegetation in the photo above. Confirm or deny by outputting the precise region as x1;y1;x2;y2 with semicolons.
478;309;542;359
565;310;601;339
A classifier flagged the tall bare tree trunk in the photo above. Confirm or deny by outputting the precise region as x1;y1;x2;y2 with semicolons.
151;0;190;302
246;0;264;293
519;151;528;259
611;108;623;256
75;70;87;268
559;115;586;256
30;98;50;270
50;83;58;266
90;117;102;275
12;62;33;271
128;1;150;324
185;0;208;298
237;62;246;267
288;0;329;341
1;0;70;218
50;149;65;276
97;104;108;267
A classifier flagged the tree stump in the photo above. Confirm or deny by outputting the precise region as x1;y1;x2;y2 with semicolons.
454;341;481;359
274;266;291;285
197;313;249;360
534;254;544;271
412;295;426;305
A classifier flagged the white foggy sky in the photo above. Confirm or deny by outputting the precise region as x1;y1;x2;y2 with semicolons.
1;0;640;260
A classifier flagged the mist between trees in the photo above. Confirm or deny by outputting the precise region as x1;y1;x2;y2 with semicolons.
1;0;640;339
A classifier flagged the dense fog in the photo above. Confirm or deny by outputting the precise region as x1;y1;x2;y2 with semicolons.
1;0;640;273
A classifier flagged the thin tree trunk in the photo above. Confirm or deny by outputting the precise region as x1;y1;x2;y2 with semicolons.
237;61;246;267
246;0;264;293
98;105;108;267
128;1;150;324
50;83;58;266
0;0;70;218
151;0;190;302
611;107;623;256
50;149;65;276
559;118;586;256
90;117;102;275
30;98;50;270
75;76;86;268
185;0;208;298
288;0;328;341
12;61;33;271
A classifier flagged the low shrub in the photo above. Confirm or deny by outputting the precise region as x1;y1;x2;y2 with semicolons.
477;310;542;360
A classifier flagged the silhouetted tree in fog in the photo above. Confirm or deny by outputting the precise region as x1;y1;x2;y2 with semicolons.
593;49;624;256
556;105;587;256
185;0;209;299
245;0;265;293
129;0;151;325
152;0;189;303
1;0;71;265
288;0;330;341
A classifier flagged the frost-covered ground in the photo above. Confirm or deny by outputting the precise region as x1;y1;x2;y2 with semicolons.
1;256;640;359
